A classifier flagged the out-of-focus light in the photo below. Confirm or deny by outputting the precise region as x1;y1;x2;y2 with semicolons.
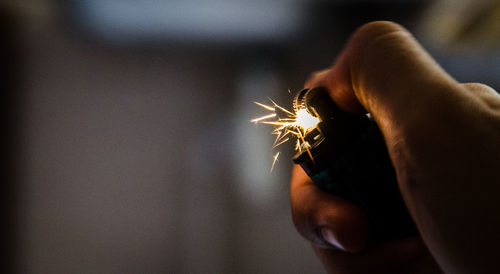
73;0;306;43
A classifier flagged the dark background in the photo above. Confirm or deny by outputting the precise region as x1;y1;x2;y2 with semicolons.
3;0;499;273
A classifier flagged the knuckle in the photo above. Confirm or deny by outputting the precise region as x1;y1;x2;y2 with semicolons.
462;82;496;92
345;21;415;79
349;21;412;56
355;21;407;39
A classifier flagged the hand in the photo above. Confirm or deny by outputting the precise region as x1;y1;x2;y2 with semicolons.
290;21;500;274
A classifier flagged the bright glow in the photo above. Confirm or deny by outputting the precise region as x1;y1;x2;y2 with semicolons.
252;95;320;168
295;108;320;133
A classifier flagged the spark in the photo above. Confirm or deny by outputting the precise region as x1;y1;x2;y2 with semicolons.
253;101;275;111
296;127;315;164
252;93;321;170
251;113;276;123
269;98;294;116
273;137;289;148
273;130;291;146
271;152;280;172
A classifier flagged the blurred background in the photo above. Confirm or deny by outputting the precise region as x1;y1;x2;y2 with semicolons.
2;0;499;273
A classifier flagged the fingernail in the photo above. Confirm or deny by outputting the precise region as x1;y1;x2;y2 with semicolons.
320;228;345;251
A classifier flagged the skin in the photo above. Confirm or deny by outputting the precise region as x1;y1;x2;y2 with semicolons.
290;21;500;274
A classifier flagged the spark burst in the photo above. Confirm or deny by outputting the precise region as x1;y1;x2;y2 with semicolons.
251;94;320;171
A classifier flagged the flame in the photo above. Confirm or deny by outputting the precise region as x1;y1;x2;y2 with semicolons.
252;95;320;169
295;109;320;134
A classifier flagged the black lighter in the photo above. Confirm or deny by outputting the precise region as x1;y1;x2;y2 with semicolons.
292;87;417;242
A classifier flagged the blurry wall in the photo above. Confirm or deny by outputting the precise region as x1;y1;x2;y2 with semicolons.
9;1;325;273
19;24;232;273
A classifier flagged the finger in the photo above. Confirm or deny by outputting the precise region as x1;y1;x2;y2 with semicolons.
313;21;465;131
313;237;434;274
304;69;330;89
290;165;370;253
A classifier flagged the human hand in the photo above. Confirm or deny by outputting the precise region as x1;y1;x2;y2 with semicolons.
290;21;500;274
